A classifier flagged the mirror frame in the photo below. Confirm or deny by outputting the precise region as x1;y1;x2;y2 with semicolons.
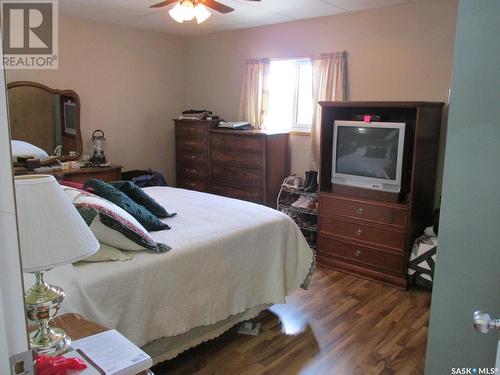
7;81;82;161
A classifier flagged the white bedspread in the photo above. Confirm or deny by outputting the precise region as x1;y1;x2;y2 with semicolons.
28;187;314;347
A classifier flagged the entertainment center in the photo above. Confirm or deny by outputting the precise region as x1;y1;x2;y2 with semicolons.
318;101;444;289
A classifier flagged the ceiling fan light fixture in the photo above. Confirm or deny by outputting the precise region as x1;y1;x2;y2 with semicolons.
194;4;211;24
182;0;195;21
169;3;185;23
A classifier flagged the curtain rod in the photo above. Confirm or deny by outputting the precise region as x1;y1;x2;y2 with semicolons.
246;51;346;64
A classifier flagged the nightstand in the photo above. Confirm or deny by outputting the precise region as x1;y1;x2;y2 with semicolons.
48;313;153;375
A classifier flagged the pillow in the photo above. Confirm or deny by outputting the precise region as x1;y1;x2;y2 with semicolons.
63;187;170;253
11;140;49;162
59;180;93;192
80;243;134;263
110;181;176;218
84;179;169;231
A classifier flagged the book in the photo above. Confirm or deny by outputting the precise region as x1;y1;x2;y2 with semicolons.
71;329;152;375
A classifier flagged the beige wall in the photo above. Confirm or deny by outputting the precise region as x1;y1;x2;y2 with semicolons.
184;0;458;193
6;16;186;185
5;0;458;196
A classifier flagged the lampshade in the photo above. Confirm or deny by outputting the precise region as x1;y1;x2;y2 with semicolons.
14;175;99;273
169;3;185;23
194;4;211;24
182;1;195;21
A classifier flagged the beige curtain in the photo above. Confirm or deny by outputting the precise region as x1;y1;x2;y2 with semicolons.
310;52;347;170
238;59;270;129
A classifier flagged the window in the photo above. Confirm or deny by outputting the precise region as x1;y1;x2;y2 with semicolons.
264;59;313;133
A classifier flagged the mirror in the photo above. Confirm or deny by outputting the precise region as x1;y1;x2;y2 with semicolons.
7;81;82;161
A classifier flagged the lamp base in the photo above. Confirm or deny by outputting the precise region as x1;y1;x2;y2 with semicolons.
25;270;71;355
29;326;71;355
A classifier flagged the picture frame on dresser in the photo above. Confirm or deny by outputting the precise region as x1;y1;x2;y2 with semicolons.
317;101;444;289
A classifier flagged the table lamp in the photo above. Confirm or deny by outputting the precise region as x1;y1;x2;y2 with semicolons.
14;175;99;355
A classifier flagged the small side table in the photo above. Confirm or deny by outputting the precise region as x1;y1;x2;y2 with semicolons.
49;313;153;375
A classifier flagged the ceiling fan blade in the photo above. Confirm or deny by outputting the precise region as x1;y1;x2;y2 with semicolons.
149;0;178;8
202;0;234;14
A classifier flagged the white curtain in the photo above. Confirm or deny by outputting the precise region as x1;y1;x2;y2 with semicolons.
238;59;270;129
310;52;347;170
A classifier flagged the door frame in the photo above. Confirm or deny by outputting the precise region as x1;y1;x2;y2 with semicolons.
0;30;30;372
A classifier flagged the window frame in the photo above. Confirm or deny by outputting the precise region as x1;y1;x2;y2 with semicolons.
291;59;313;133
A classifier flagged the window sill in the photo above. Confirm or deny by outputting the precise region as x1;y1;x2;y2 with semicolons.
291;131;311;136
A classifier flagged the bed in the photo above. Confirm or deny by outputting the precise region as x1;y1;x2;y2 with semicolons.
30;186;315;363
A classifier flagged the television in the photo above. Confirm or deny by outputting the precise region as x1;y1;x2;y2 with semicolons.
331;120;406;193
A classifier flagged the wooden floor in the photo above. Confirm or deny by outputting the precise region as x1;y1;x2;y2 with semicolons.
152;267;431;375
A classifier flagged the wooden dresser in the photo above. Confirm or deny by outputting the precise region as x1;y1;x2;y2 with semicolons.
317;101;444;289
174;119;219;192
209;128;289;207
14;165;122;184
173;120;290;207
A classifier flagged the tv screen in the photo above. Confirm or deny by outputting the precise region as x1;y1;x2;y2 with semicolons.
336;126;400;180
331;121;406;193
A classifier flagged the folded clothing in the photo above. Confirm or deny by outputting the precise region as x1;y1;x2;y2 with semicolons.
110;181;176;219
84;179;169;232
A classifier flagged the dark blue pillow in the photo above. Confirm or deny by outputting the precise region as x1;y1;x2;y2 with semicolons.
84;179;169;232
110;181;176;219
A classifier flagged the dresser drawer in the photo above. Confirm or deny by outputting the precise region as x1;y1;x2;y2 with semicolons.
177;152;207;165
210;150;263;169
175;123;207;137
320;195;407;227
210;133;263;153
211;164;262;187
177;164;207;179
320;216;406;251
210;182;262;203
176;136;207;152
177;178;207;192
61;167;122;184
319;235;405;273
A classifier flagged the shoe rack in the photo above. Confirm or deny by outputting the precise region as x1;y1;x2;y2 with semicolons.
277;186;318;250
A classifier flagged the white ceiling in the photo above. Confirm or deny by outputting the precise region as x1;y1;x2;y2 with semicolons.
59;0;417;36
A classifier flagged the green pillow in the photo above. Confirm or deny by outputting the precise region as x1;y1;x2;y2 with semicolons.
110;181;176;219
84;179;169;232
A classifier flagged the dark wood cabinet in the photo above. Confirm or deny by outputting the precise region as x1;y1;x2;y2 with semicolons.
173;120;290;207
15;165;122;184
317;101;444;289
209;129;289;207
174;119;218;192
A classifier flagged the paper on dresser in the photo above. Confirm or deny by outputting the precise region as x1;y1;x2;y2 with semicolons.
71;329;152;375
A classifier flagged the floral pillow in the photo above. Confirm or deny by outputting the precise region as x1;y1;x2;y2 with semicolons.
63;187;170;253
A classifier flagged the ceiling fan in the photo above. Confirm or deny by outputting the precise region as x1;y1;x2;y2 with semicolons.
150;0;261;24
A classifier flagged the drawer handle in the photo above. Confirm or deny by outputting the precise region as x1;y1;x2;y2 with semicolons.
354;250;363;257
185;168;197;174
356;207;364;215
355;228;363;236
